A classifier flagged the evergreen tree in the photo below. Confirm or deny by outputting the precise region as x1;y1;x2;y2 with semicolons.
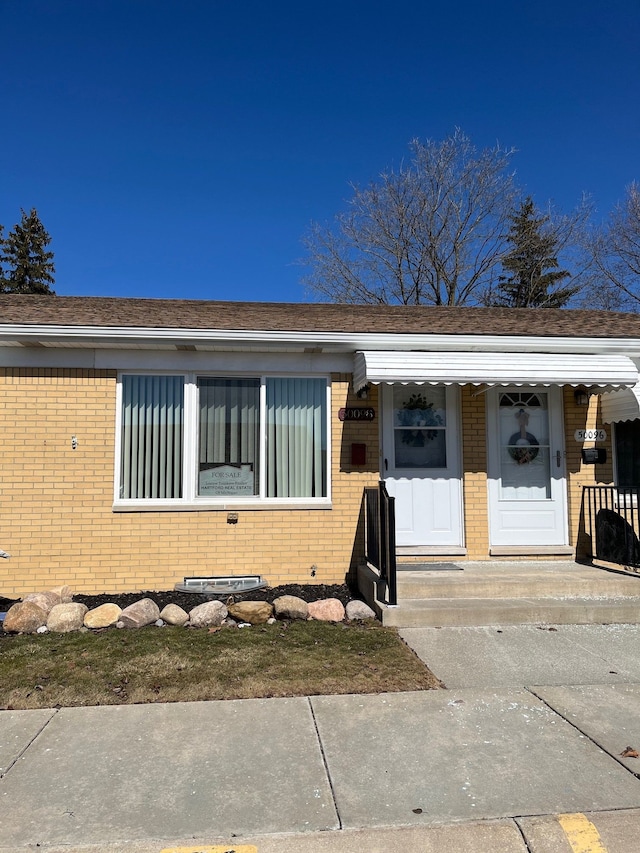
491;198;577;307
0;224;5;285
0;208;56;294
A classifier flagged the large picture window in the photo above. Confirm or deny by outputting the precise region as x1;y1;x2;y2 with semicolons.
117;373;329;507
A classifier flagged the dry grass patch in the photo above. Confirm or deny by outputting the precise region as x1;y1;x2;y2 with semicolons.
0;621;442;709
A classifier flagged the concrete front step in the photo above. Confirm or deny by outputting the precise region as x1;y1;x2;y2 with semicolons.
380;596;640;628
357;562;640;628
396;572;640;600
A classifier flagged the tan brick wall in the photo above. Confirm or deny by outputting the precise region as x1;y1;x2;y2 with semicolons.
0;369;380;596
460;386;490;559
564;387;614;558
0;367;613;595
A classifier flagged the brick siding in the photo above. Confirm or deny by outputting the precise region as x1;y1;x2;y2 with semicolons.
0;368;613;596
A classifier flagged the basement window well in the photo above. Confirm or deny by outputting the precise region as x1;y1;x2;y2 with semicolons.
174;575;268;597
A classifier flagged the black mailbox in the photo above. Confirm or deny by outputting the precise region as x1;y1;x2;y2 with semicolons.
582;447;607;464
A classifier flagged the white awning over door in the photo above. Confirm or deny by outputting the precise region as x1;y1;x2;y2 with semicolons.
354;350;639;392
601;384;640;423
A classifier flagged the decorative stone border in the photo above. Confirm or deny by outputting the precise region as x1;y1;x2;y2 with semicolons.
2;588;376;634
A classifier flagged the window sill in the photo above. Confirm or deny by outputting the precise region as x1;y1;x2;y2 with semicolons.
112;499;333;512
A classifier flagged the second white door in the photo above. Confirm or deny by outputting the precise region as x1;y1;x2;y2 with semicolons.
487;386;568;547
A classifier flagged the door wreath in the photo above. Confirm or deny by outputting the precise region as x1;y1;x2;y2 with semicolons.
508;408;539;464
397;392;443;445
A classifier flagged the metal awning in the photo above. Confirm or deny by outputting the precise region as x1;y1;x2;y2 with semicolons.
601;384;640;423
354;351;639;392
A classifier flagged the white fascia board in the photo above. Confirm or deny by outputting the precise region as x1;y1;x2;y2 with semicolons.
3;323;640;356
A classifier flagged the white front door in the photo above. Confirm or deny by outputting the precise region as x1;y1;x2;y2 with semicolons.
487;387;568;547
382;385;463;549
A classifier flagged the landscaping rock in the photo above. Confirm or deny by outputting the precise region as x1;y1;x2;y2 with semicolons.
47;602;88;633
160;603;189;626
23;591;60;614
188;600;227;628
119;598;160;628
84;603;122;629
3;601;48;633
346;600;376;621
307;598;345;622
273;594;308;620
227;600;273;625
49;585;74;603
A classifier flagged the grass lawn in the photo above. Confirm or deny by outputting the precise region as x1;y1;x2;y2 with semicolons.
0;620;442;709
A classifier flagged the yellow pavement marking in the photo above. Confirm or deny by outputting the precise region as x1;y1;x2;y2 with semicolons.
160;846;257;853
557;813;608;853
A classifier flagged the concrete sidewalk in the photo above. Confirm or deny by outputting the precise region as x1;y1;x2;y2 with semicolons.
3;623;640;851
399;623;640;688
3;685;640;850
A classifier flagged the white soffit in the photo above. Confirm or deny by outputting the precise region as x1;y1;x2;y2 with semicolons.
353;351;639;392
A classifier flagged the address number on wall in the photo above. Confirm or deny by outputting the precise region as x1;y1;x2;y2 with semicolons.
338;407;375;422
574;428;607;442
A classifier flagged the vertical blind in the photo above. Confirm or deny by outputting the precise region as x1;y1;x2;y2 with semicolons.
266;378;327;498
198;378;260;494
120;375;184;499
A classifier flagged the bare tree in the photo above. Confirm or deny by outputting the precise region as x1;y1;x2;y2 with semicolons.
301;130;519;305
586;183;640;310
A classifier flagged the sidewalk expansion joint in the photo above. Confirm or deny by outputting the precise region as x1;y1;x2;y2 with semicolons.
512;817;534;853
526;687;640;782
306;697;343;830
0;707;60;779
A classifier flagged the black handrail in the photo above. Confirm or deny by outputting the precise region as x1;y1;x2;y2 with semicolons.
582;486;640;569
364;481;397;605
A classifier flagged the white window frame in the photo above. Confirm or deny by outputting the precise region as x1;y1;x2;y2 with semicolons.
114;371;332;511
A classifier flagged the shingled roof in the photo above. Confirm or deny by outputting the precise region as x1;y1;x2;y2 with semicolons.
1;295;640;339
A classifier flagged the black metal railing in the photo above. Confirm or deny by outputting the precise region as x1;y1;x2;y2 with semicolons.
582;486;640;569
364;481;397;605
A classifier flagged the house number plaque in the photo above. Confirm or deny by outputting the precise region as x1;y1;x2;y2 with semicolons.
338;407;375;422
574;429;607;442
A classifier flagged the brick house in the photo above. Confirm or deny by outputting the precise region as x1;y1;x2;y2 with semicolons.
1;295;640;596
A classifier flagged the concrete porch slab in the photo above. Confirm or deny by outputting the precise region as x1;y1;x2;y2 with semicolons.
361;560;640;627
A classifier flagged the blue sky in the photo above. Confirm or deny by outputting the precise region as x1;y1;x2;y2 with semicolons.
2;0;639;302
